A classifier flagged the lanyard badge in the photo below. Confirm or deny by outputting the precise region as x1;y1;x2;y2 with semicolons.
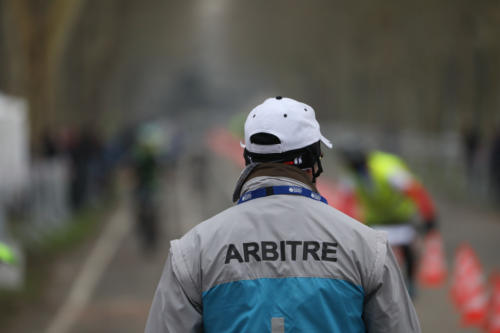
238;186;328;205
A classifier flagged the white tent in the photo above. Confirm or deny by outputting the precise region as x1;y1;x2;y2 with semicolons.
0;92;29;201
0;92;28;289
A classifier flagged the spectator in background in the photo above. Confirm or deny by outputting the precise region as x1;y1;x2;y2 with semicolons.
490;125;500;202
62;125;104;210
41;128;59;158
461;122;481;188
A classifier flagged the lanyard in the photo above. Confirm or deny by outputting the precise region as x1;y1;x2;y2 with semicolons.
237;186;328;205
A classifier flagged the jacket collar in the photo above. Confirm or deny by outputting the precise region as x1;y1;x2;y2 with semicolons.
232;163;318;203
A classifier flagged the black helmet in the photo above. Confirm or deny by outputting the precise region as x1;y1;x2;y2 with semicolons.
338;145;368;173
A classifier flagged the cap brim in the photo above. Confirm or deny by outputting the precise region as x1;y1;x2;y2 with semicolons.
321;135;333;149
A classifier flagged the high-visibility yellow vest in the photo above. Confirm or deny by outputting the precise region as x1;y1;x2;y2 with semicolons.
352;151;417;225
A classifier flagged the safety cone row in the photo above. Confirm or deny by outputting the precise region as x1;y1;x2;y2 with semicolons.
450;243;489;327
417;231;447;287
484;273;500;333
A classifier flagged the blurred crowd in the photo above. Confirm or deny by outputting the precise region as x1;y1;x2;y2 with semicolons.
40;125;112;211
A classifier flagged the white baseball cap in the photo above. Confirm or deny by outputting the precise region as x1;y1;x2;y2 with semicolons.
243;96;332;154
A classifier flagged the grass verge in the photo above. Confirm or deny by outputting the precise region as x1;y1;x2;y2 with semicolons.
0;195;116;329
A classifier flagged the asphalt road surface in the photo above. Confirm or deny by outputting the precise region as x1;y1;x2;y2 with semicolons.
4;151;499;333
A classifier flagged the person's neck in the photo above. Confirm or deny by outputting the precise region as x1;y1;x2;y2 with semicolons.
246;163;318;192
232;163;319;203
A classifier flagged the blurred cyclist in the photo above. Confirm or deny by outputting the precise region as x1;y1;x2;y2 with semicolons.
339;147;437;296
132;124;163;253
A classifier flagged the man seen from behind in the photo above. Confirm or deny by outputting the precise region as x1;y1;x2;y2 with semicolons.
145;96;421;332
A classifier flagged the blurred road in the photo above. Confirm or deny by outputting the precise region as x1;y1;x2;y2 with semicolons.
414;198;500;333
4;149;499;333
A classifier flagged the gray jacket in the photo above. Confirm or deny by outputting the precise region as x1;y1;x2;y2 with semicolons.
145;171;421;332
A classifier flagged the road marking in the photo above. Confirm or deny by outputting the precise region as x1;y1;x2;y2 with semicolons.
45;199;132;333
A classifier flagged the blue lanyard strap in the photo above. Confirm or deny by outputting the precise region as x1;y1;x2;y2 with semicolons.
237;186;328;205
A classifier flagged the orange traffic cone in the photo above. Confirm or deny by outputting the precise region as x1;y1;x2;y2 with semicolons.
451;244;478;307
417;231;447;287
485;273;500;333
450;243;488;327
